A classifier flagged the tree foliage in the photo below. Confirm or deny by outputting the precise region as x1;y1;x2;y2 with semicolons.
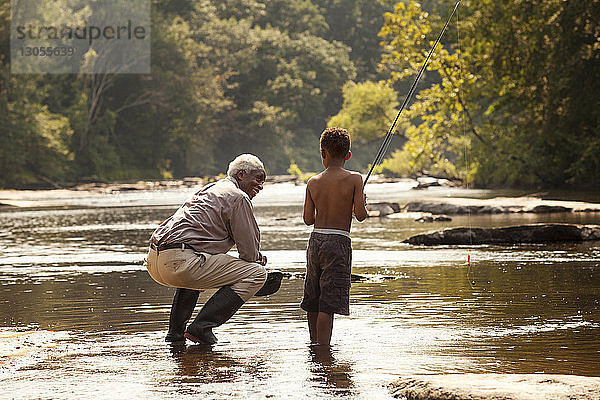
342;0;599;187
1;0;598;188
377;1;478;180
0;0;358;186
468;0;600;186
328;81;398;143
312;0;395;80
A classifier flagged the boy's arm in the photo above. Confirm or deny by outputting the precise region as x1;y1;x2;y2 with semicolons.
303;181;316;226
352;174;368;221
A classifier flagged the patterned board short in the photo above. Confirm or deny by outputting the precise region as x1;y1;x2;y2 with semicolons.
300;232;352;315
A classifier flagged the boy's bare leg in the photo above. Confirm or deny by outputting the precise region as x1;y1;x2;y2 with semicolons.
308;312;318;343
316;312;333;345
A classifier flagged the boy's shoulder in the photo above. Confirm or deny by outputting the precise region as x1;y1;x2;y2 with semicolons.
307;170;325;181
306;171;323;188
345;169;363;179
308;168;362;185
340;169;364;184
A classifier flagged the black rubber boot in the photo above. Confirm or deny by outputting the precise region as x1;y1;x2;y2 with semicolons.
184;286;245;345
254;271;283;297
165;288;200;343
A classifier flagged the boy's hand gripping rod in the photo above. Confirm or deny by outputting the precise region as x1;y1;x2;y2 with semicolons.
363;0;461;186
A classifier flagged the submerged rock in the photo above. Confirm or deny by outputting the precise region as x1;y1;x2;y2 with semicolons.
407;201;510;214
404;224;600;245
389;374;600;400
367;202;402;217
406;197;600;215
415;214;452;223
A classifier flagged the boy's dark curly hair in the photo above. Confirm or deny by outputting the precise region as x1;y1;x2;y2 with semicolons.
320;127;350;159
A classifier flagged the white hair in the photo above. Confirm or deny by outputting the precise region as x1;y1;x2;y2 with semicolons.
227;154;265;178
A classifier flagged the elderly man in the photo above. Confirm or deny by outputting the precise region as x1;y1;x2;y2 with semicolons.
146;154;268;345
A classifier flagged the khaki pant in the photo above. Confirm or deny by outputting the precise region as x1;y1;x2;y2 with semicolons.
146;247;266;302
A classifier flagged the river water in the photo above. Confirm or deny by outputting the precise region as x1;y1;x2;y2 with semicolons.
1;182;599;399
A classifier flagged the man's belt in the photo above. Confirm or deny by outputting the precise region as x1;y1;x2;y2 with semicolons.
150;242;196;252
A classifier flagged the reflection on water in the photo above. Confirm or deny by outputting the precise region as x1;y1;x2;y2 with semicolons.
1;183;599;399
309;345;354;397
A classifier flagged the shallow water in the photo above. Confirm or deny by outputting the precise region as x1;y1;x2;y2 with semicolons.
1;183;600;399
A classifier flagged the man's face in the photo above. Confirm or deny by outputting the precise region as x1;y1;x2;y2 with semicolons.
236;169;266;199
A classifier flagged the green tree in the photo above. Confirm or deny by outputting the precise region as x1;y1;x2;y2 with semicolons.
371;0;599;186
132;13;229;177
202;0;328;34
328;80;399;142
64;11;229;180
3;0;386;185
466;0;600;186
314;0;395;80
0;1;74;187
191;12;356;173
375;1;477;179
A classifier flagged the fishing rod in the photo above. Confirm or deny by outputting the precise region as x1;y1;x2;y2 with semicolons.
363;0;462;186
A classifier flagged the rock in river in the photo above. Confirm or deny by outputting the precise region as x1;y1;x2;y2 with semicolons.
405;197;600;215
390;374;600;400
367;202;403;217
404;223;600;245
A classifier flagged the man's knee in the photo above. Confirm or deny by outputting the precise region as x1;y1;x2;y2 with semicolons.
252;263;267;287
245;263;267;293
232;263;267;301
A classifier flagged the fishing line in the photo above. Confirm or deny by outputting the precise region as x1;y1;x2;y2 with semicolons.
455;6;475;286
364;0;462;186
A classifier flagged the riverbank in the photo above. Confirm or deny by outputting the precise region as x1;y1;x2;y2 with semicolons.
0;173;444;193
3;175;599;211
0;175;444;208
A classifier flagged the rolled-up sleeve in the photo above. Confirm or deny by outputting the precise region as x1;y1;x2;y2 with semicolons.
229;196;261;262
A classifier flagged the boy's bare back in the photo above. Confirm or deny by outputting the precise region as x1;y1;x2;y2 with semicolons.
304;167;367;232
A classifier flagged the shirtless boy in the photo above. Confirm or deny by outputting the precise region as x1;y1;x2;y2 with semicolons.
301;127;368;346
